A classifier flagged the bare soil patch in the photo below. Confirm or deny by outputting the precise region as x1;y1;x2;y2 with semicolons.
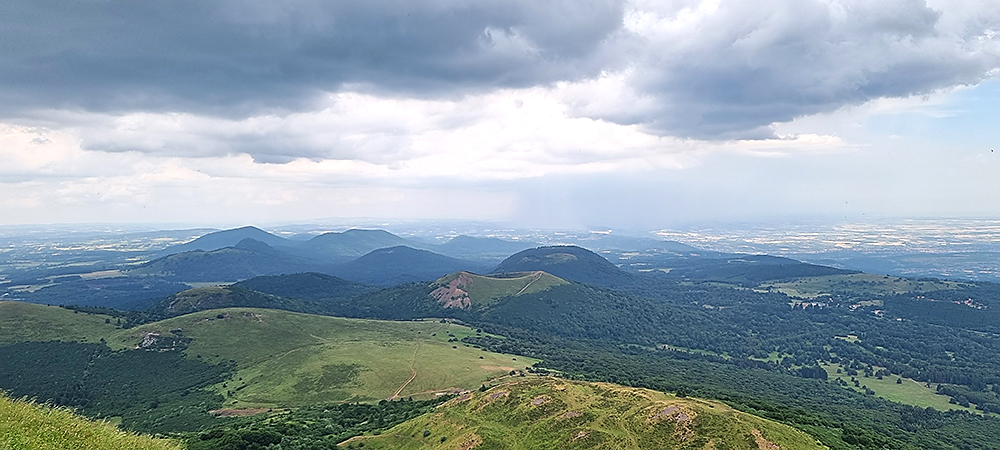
530;395;550;406
431;273;473;309
752;429;781;450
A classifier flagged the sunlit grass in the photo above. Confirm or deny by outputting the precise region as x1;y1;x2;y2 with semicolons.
822;363;979;414
120;308;538;407
347;377;826;449
0;394;181;450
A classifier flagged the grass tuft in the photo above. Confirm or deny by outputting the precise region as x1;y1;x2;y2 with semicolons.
0;394;181;450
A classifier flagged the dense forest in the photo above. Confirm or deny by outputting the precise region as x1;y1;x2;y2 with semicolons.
0;341;231;432
186;398;448;450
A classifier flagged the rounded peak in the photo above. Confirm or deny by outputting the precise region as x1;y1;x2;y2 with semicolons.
230;225;266;232
494;245;629;286
367;245;419;254
233;237;275;252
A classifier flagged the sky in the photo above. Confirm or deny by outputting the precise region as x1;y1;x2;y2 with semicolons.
2;0;999;229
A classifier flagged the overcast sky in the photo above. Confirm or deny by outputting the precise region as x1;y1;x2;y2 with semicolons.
2;0;999;229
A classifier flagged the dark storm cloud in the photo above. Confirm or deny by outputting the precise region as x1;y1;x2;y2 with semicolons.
588;0;1000;139
1;0;998;144
0;0;625;116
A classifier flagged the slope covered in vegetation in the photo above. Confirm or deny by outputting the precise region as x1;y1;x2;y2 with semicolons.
349;377;825;449
120;308;538;407
0;394;181;450
429;271;567;308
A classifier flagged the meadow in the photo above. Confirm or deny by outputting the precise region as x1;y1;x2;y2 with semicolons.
0;301;120;346
821;363;979;414
120;308;539;407
1;303;539;418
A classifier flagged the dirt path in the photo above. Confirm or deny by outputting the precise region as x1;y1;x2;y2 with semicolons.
390;341;421;399
514;271;543;296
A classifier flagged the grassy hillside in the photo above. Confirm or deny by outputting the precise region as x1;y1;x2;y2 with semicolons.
119;308;539;407
0;394;181;450
0;301;120;345
347;377;826;449
430;271;567;308
1;302;539;430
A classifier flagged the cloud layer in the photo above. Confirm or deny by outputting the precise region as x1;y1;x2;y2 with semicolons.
4;0;997;144
1;0;622;115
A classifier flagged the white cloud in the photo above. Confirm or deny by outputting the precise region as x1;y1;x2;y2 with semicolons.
24;84;856;181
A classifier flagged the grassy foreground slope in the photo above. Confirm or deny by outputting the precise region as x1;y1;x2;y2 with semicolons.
119;308;539;407
0;394;180;450
348;377;826;450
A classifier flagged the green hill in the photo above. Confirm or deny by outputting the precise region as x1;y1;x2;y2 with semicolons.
0;301;120;345
1;302;538;431
301;229;425;257
132;238;333;282
493;246;632;287
0;394;181;450
146;285;320;317
118;308;539;407
430;271;567;308
334;246;488;286
235;272;377;301
348;377;825;450
160;225;291;255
